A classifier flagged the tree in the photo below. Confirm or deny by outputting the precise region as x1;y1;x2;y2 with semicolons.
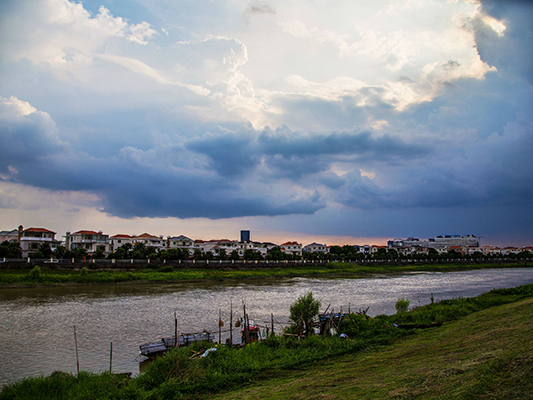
38;243;52;258
0;241;22;258
192;249;204;260
53;245;67;259
266;246;285;261
92;248;105;259
289;292;321;337
217;249;227;260
229;250;240;260
244;249;262;260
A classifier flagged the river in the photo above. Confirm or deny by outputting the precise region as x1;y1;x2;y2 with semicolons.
1;267;533;386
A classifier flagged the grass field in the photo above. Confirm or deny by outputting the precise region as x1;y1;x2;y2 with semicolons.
210;297;533;399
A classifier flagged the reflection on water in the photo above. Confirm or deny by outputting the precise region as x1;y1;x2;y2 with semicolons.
1;268;533;386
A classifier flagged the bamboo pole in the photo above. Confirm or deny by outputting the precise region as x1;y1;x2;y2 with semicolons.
230;299;233;346
73;326;80;375
242;301;250;344
174;312;178;348
218;309;222;344
271;313;274;337
109;342;113;373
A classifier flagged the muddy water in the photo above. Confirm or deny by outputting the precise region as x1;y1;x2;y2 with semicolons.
1;268;533;385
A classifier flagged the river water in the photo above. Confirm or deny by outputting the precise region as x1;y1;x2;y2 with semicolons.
1;267;533;386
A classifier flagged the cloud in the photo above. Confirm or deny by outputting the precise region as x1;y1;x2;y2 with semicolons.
473;0;533;85
0;0;532;245
0;96;324;219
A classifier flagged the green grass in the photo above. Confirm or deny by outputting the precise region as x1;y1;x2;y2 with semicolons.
0;262;530;287
2;284;533;399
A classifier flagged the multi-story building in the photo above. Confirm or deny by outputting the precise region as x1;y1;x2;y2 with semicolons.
20;227;59;258
303;242;329;253
67;230;111;255
132;233;166;252
280;241;302;256
109;234;134;252
0;229;18;243
167;235;196;255
388;235;480;251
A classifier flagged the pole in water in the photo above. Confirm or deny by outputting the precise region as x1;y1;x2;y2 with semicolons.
230;299;233;346
174;312;178;348
219;309;222;344
74;325;80;375
109;342;113;373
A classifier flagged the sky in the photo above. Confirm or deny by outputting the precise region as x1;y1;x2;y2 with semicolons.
0;0;532;247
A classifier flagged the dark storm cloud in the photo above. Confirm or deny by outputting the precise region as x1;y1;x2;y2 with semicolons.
475;0;533;85
184;125;431;180
0;103;324;219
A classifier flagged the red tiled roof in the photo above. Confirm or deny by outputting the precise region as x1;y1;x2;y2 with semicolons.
25;227;55;234
281;241;299;246
72;230;102;235
134;233;158;239
110;234;132;239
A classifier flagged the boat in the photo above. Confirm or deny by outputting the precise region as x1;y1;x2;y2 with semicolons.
139;330;215;359
241;319;261;343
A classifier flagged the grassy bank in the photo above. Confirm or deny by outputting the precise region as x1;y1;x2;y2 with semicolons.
2;284;533;399
0;262;530;287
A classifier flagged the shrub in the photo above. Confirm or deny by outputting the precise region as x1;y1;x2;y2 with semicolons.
80;267;88;276
29;266;42;280
395;298;410;313
289;292;321;337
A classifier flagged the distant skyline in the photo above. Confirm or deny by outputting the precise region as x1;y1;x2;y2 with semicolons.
1;0;532;247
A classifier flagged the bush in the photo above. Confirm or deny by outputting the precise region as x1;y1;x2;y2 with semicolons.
29;266;42;280
395;298;410;313
80;267;88;276
289;292;321;337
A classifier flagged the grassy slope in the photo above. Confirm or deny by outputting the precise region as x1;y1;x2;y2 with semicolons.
210;298;533;400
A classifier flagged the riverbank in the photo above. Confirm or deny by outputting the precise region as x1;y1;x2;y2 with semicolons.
212;293;533;399
2;283;532;399
0;262;531;288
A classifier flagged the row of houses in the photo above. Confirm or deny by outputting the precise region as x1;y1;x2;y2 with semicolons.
2;227;530;259
0;227;309;258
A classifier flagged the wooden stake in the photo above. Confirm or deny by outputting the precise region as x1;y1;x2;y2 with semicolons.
230;299;233;346
174;312;178;348
109;342;113;373
73;326;80;375
218;309;222;344
271;313;274;337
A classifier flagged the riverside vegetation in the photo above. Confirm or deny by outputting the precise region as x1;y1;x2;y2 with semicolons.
1;284;533;399
0;261;531;287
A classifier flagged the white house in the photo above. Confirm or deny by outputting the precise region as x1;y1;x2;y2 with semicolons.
20;227;58;258
280;241;302;256
303;243;329;253
67;230;111;255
